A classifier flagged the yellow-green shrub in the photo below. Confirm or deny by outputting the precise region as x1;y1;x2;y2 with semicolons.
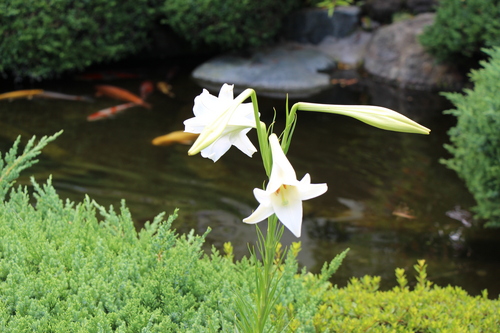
314;262;499;332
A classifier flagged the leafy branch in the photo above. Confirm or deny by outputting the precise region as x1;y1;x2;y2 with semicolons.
0;130;63;199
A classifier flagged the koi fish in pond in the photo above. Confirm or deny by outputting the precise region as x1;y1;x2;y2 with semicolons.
95;85;151;109
38;91;94;102
0;89;93;102
87;102;138;121
140;80;155;100
157;81;175;98
0;89;44;101
152;131;199;146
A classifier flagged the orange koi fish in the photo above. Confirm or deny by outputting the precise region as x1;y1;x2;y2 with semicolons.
140;80;155;100
39;91;94;102
95;85;151;109
0;89;44;101
152;131;199;146
87;102;137;121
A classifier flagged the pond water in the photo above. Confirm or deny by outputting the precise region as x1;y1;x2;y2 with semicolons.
1;59;499;298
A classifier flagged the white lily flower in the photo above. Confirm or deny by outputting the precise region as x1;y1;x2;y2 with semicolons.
243;134;327;237
184;84;257;162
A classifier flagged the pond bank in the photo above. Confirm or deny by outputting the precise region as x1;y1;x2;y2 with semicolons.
193;11;464;98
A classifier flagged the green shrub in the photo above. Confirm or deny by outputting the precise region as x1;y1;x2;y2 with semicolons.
419;0;500;67
0;0;302;80
159;0;300;50
0;0;155;80
0;133;499;332
441;47;500;228
314;261;500;332
0;132;347;332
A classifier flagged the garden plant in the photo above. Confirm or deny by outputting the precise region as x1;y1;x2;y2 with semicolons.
0;0;301;80
441;47;500;228
182;83;430;331
420;0;500;69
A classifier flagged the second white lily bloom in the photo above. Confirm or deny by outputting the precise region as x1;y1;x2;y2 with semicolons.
243;134;328;237
184;84;257;162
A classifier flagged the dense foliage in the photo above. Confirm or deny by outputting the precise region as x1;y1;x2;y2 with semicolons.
1;133;499;332
159;0;300;50
315;263;499;332
419;0;500;67
0;0;301;80
0;0;155;80
0;132;346;332
441;47;500;228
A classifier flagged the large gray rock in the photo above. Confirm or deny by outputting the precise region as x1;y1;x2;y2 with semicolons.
317;30;373;67
363;13;463;90
283;6;361;44
192;45;334;98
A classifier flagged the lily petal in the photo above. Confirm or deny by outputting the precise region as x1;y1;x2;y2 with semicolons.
270;185;303;237
254;188;271;205
218;83;234;101
268;134;297;191
298;174;328;200
200;135;232;162
243;203;274;224
230;128;257;157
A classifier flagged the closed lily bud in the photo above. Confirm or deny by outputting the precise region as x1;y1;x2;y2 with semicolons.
296;103;430;135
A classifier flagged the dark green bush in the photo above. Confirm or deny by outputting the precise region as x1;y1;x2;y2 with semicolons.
1;133;499;332
159;0;300;50
0;0;302;80
441;47;500;228
419;0;500;67
0;0;155;80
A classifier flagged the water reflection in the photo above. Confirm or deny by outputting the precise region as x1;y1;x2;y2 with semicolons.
0;67;499;298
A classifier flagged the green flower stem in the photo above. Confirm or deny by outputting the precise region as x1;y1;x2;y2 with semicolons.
280;95;298;154
247;89;272;177
247;90;289;332
249;214;285;333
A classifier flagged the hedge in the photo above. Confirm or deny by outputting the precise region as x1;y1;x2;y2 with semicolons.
441;47;500;228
